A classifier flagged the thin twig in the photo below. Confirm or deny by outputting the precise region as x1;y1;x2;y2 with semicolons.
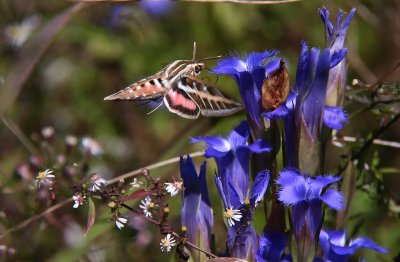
0;151;205;239
0;198;73;239
336;112;400;176
108;150;204;184
370;61;400;88
332;135;400;149
72;0;302;5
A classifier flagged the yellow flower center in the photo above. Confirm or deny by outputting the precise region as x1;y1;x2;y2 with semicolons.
161;239;170;247
224;208;235;219
36;171;46;180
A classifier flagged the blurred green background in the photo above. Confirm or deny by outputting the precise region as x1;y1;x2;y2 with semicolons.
0;0;399;261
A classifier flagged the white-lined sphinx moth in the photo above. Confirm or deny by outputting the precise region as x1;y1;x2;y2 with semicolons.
104;43;242;119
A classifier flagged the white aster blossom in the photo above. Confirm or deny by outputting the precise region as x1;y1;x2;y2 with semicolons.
130;178;143;189
90;175;108;192
4;16;39;47
82;137;103;156
139;196;154;218
35;169;55;188
224;206;242;227
72;194;85;208
115;216;128;230
160;234;176;253
164;181;182;197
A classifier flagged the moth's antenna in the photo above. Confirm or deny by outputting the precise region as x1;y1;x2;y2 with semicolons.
192;41;196;60
198;55;222;62
147;100;164;115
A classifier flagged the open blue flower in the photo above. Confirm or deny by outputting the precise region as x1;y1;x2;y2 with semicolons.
319;229;388;262
215;169;270;259
180;155;213;250
213;51;280;129
192;121;271;198
257;230;289;262
277;168;343;237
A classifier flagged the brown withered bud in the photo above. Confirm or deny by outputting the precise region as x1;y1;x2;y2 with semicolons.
261;60;290;111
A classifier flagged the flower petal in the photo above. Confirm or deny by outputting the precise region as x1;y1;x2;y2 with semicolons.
237;71;262;127
227;121;249;148
323;106;349;130
301;48;331;139
214;174;229;208
263;103;290;120
265;59;281;76
276;168;307;205
294;41;311;92
249;170;270;206
330;49;347;68
213;56;247;75
246;51;277;72
350;237;388;254
247;139;272;153
191;136;230;158
320;188;343;211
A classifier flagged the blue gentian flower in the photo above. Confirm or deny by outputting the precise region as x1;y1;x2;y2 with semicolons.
263;92;297;121
277;168;343;237
213;51;280;129
319;7;355;107
257;230;289;262
139;0;174;16
215;169;270;259
319;229;388;262
319;7;355;54
294;42;347;140
180;155;213;251
192;121;271;198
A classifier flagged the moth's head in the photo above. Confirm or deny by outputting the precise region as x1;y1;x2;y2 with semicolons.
193;62;205;75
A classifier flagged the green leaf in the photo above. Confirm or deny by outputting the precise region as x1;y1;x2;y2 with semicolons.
84;197;95;237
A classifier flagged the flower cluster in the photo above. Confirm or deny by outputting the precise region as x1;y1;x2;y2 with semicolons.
174;6;388;262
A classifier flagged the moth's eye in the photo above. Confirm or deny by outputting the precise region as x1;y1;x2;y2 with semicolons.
195;65;201;73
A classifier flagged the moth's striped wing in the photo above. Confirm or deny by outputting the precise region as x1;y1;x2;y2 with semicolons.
104;73;168;101
173;75;243;117
163;84;201;119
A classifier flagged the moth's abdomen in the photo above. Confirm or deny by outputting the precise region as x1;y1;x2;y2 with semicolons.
104;78;167;101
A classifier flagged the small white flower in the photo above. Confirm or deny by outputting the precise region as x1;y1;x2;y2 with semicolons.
72;194;85;208
65;135;78;147
90;175;108;192
164;181;182;197
41;126;55;139
130;178;143;189
139;196;154;218
224;206;242;227
160;234;176;253
4;16;39;47
115;216;128;230
82;137;103;156
35;169;55;188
